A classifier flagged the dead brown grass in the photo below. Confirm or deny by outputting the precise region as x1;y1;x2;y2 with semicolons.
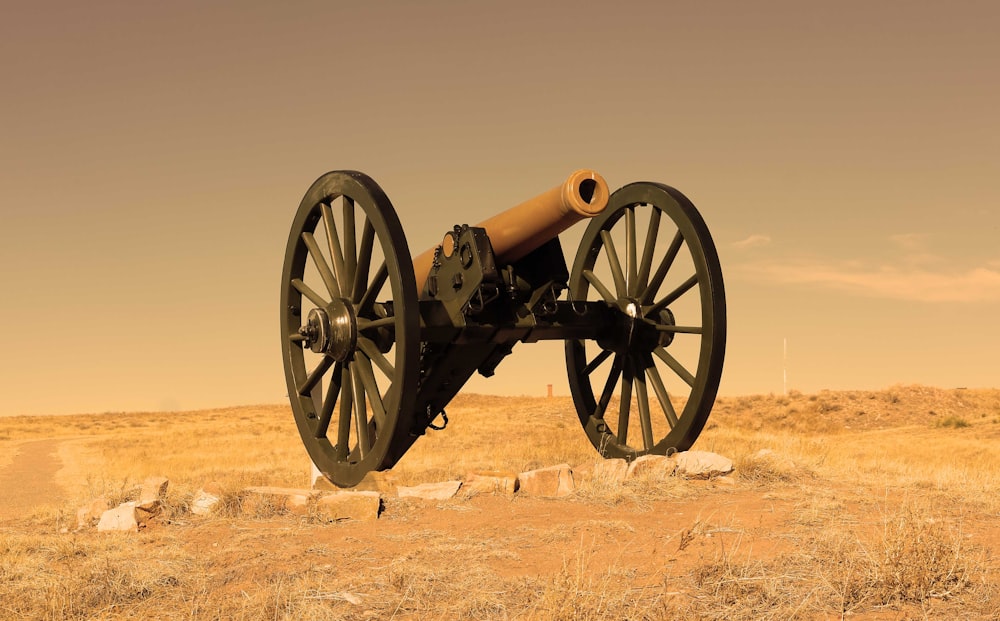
1;387;999;619
686;505;995;620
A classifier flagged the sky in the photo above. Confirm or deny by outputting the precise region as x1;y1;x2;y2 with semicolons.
2;1;998;416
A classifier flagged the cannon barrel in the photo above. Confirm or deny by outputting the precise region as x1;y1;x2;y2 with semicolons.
283;168;726;488
413;169;610;292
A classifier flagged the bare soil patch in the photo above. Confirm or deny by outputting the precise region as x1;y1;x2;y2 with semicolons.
0;439;65;521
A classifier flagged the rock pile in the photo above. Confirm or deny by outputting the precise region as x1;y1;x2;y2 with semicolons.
73;450;734;532
388;450;734;501
87;476;171;533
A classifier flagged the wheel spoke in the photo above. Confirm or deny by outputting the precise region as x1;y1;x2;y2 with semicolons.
617;358;633;445
357;336;394;380
646;360;679;427
291;279;329;309
358;316;396;330
359;262;388;315
654;324;703;335
352;219;376;303
635;208;661;297
298;355;334;397
343;197;357;287
582;348;612;376
302;232;341;299
626;207;638;297
599;230;627;297
648;274;699;316
642;229;683;304
336;364;352;459
321;202;348;293
583;270;616;304
634;359;654;450
315;361;343;438
352;365;370;458
653;346;696;387
595;353;624;419
354;354;386;427
289;333;307;343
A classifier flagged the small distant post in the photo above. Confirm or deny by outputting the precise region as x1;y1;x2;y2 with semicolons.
783;337;788;396
546;384;553;398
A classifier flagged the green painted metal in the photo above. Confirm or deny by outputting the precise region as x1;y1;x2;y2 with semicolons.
281;172;726;488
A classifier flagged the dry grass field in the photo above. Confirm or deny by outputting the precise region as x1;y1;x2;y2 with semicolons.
1;386;999;619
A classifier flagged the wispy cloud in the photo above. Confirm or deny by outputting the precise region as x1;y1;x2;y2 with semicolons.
888;233;927;251
737;260;1000;302
731;232;1000;302
887;233;943;267
732;234;771;250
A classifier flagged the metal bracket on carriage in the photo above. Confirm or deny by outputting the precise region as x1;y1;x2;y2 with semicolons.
409;403;450;437
529;282;564;317
426;405;449;431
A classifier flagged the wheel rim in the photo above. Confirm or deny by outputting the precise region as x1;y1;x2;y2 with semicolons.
565;182;726;460
280;171;418;487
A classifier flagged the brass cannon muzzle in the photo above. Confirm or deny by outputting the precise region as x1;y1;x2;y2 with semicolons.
413;169;610;292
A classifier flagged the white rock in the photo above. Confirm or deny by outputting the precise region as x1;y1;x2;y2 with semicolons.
139;476;169;505
675;451;733;478
97;502;139;533
625;454;677;480
517;464;575;497
397;481;462;500
463;472;518;496
191;490;221;516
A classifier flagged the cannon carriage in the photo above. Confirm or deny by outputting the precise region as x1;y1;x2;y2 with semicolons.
280;170;726;488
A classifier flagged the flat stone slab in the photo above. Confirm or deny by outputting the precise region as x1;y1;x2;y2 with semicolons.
625;454;677;480
517;464;575;497
463;472;518;496
314;491;380;521
139;476;169;505
97;502;138;533
674;450;733;478
397;481;462;501
592;458;629;483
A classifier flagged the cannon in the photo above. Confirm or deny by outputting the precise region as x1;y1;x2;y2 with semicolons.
280;170;726;487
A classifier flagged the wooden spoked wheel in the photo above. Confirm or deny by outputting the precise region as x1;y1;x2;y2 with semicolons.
280;171;418;487
565;182;726;460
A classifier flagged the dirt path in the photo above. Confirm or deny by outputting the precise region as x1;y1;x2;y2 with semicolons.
0;439;66;520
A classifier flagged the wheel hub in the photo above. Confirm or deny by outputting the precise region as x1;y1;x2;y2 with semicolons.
619;297;672;353
300;299;358;361
657;307;676;347
597;297;649;354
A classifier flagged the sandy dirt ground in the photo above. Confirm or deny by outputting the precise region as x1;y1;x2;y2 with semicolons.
0;439;66;521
